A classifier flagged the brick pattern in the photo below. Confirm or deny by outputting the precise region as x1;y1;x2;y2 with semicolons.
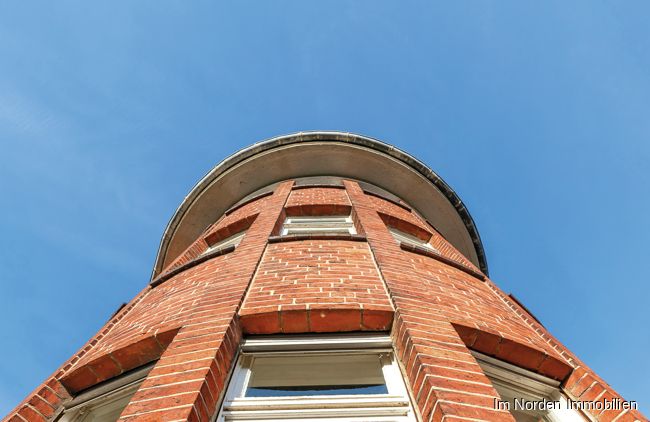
365;194;426;230
216;195;273;231
239;240;394;334
73;256;231;365
162;195;271;274
4;377;70;422
285;187;351;216
6;177;646;422
398;250;563;360
161;237;210;274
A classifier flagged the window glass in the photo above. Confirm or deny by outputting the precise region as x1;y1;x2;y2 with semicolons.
245;354;388;397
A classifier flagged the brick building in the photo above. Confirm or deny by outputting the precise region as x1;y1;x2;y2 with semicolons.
6;132;645;421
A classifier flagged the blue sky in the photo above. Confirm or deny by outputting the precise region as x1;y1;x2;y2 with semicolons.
1;0;648;416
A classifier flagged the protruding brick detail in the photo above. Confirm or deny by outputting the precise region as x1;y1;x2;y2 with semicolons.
286;187;350;212
204;213;258;246
367;194;479;271
240;307;394;334
452;323;572;381
61;328;180;393
378;212;432;241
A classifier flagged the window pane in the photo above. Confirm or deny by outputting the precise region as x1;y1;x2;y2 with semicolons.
245;354;388;397
282;215;356;235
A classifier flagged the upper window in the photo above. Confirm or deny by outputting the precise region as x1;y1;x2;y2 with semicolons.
59;364;151;422
217;334;416;421
474;352;588;422
281;216;356;236
204;230;246;255
388;227;436;251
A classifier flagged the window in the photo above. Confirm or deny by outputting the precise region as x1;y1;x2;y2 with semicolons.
281;216;356;236
473;352;587;422
204;231;246;255
59;364;151;422
216;334;416;421
388;227;436;251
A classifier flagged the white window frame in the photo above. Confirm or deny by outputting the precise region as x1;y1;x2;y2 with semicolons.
215;334;416;422
204;231;247;255
281;216;356;236
473;352;590;422
388;227;436;252
58;364;152;422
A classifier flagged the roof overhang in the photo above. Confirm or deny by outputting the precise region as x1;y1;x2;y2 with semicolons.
152;132;488;278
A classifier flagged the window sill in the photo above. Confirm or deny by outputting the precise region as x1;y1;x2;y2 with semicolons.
221;395;412;419
223;394;410;409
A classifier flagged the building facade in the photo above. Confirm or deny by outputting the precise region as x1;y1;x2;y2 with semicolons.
5;132;645;422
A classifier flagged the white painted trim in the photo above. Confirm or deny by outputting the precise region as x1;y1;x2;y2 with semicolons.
59;365;151;422
204;231;246;255
216;335;415;422
388;226;437;252
472;351;560;391
241;334;393;352
281;216;356;236
63;364;153;409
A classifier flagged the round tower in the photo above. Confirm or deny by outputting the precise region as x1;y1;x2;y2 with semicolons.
6;132;644;422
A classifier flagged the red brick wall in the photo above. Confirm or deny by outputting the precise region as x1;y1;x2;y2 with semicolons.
285;187;351;216
5;178;645;422
239;239;394;333
368;194;478;270
162;194;273;274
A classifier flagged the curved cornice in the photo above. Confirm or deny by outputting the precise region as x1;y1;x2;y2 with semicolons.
152;131;488;278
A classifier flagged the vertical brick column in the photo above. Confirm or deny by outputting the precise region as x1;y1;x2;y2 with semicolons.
118;181;293;422
344;180;514;422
